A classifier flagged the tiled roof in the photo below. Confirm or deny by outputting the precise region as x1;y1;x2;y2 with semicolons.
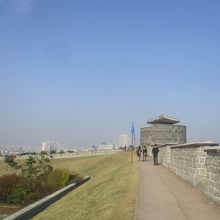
147;114;180;124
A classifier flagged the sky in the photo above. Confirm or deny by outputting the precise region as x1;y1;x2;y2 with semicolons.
0;0;220;149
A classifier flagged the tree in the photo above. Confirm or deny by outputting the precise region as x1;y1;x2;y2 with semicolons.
22;153;53;192
50;150;57;154
4;155;17;170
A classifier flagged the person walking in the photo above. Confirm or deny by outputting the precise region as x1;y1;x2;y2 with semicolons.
142;146;147;161
152;144;159;165
136;146;142;161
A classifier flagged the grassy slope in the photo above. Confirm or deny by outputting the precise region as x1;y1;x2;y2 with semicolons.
33;152;138;220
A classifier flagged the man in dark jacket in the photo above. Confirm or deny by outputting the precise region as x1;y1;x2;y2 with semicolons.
152;144;159;165
142;146;147;161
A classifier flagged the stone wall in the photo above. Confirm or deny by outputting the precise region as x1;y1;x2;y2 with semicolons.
140;124;186;156
205;148;220;202
157;141;220;203
158;144;173;168
170;144;207;185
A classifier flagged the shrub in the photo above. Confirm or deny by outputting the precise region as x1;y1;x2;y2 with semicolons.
47;169;70;190
69;173;82;183
7;185;29;204
22;156;37;179
4;155;17;168
0;174;26;203
22;155;53;192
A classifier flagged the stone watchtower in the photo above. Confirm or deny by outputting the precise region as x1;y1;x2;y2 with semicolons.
140;115;186;155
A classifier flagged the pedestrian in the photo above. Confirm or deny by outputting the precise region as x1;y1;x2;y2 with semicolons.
142;146;147;161
136;146;142;161
152;144;159;165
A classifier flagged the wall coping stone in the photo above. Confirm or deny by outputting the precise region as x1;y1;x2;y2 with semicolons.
158;143;178;148
170;141;219;149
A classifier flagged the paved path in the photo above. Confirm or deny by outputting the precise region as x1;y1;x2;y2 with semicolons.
135;159;220;220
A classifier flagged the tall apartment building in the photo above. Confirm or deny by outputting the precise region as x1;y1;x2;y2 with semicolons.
119;134;130;148
41;141;60;153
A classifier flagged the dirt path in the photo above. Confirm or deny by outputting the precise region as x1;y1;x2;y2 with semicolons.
135;159;220;220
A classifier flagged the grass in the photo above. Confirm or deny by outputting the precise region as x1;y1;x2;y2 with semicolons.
32;152;138;220
0;156;28;176
0;159;21;176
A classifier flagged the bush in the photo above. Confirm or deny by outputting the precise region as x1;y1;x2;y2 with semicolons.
0;174;26;203
47;169;70;190
4;155;17;168
69;173;82;183
7;186;29;204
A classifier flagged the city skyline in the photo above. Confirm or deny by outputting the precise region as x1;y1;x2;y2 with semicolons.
0;0;220;147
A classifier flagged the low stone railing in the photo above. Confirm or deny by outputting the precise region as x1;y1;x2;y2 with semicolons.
158;141;220;203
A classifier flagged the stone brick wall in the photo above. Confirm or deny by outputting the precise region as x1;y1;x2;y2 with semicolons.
158;144;172;168
140;124;186;156
157;141;220;203
205;148;220;202
169;144;207;185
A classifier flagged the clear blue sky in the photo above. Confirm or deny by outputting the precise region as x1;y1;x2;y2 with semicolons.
0;0;220;148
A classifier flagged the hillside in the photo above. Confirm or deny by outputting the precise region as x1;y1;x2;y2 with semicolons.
33;152;138;220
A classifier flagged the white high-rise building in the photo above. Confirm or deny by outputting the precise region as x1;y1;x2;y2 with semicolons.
119;134;130;148
41;141;60;153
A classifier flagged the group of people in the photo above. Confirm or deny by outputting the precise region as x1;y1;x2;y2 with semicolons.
136;144;159;165
136;145;147;161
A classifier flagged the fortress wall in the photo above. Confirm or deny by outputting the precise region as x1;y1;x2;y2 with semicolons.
158;144;172;168
169;144;207;185
205;148;220;202
158;142;220;203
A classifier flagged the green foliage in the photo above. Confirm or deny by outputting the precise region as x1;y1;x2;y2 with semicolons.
7;185;29;204
22;154;53;178
4;155;17;169
37;152;53;176
50;150;57;154
40;151;48;155
0;174;26;203
0;155;54;204
0;153;80;206
59;150;64;154
47;169;70;190
22;156;37;178
21;154;53;192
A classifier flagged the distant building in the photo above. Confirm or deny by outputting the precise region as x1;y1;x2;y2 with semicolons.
41;141;60;153
119;134;130;148
140;114;186;155
99;142;114;150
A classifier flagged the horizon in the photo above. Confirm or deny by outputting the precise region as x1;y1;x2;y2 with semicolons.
0;0;220;148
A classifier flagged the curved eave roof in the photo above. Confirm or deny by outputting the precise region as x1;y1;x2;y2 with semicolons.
147;115;180;124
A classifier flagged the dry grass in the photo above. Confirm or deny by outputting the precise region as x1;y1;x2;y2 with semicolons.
0;158;24;176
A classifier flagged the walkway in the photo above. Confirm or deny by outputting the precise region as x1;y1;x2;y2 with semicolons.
135;159;220;220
